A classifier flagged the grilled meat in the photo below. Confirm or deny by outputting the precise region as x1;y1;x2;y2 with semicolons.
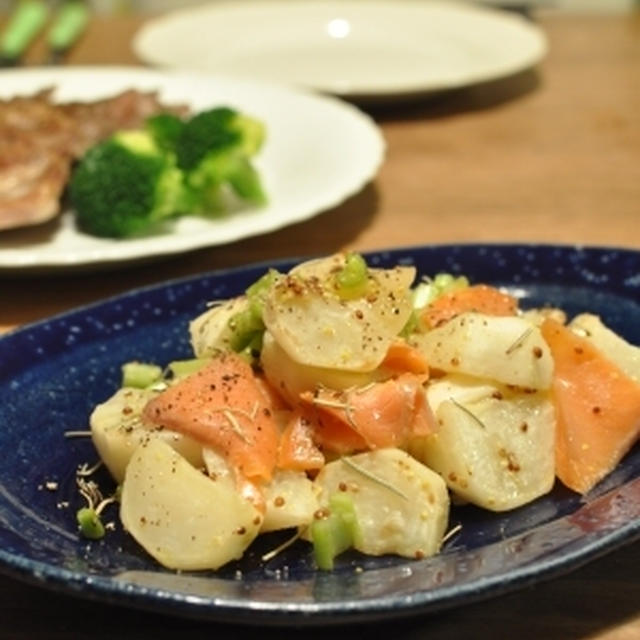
0;136;70;230
0;88;187;231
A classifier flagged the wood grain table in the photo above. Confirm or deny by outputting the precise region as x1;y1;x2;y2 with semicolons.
1;9;639;640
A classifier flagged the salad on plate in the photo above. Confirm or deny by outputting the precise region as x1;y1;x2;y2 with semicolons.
78;252;640;572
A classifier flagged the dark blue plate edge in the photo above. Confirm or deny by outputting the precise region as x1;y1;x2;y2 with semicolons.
0;501;638;627
1;241;639;626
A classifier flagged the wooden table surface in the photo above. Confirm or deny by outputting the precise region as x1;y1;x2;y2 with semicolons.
1;9;639;640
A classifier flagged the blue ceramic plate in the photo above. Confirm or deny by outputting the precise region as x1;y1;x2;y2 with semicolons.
1;244;639;626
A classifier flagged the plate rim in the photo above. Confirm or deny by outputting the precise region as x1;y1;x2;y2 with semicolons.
0;515;638;626
0;241;639;626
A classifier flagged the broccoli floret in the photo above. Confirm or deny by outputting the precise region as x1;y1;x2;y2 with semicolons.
145;113;185;152
70;107;268;237
70;130;189;238
174;107;240;170
174;107;268;212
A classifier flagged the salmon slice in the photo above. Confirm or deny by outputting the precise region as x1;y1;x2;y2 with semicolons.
422;284;518;329
541;318;640;494
278;411;325;472
380;340;430;375
143;353;279;483
299;373;436;454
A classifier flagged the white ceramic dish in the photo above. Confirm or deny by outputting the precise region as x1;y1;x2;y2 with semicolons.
0;67;384;271
133;0;548;101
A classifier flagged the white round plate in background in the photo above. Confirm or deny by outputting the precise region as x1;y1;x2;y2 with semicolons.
0;67;384;271
133;0;547;101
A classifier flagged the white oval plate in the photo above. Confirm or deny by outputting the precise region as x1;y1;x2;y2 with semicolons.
133;0;547;101
0;67;384;271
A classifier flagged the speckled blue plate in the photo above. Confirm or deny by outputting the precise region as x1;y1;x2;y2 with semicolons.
1;243;639;626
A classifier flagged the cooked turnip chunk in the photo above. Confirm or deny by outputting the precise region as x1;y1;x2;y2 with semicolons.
411;375;555;511
90;387;202;483
263;254;415;372
314;448;449;558
121;439;262;570
411;312;553;390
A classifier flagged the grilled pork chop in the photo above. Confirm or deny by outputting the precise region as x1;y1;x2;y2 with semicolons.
0;88;186;231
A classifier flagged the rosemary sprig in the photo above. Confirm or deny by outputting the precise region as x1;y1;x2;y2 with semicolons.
441;523;463;545
261;528;305;562
505;327;533;355
449;398;487;430
341;457;409;500
312;395;359;432
205;406;259;443
221;409;251;443
63;430;92;438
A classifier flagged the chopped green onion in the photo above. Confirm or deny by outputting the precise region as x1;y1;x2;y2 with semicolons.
433;273;469;296
311;493;362;570
412;273;470;310
411;282;437;310
227;306;264;352
167;358;210;378
121;361;163;388
246;269;279;307
400;309;419;337
335;253;368;300
225;269;280;356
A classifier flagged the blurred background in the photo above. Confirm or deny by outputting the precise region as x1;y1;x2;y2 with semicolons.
0;0;638;14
